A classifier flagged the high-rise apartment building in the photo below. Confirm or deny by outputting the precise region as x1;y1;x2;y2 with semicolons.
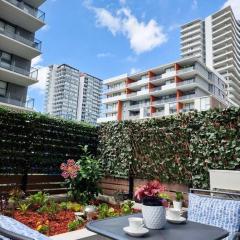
0;0;45;110
98;57;227;123
44;64;102;125
181;6;240;106
78;73;102;125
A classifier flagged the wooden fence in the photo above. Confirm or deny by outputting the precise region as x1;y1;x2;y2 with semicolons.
0;174;189;200
0;174;66;195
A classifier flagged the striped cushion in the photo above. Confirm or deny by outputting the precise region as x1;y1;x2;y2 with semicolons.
188;193;240;240
0;215;50;240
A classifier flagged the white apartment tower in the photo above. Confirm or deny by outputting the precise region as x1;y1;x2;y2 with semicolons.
181;6;240;106
44;64;102;125
0;0;45;110
98;57;227;123
78;73;102;125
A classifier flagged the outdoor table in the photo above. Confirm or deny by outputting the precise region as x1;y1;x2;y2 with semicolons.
86;213;229;240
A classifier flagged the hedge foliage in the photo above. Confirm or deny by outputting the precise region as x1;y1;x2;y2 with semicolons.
0;107;98;174
98;108;240;188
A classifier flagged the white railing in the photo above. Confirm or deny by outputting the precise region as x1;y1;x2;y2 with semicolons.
152;98;177;105
127;78;149;87
177;79;195;86
177;66;195;74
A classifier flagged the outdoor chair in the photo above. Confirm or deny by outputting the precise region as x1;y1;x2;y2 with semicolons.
0;215;50;240
188;189;240;240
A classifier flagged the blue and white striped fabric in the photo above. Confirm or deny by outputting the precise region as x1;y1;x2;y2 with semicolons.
0;215;50;240
188;193;240;240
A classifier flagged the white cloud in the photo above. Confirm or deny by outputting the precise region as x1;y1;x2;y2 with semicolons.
222;0;240;19
31;55;43;67
30;67;49;94
191;0;198;10
86;3;167;54
168;23;181;32
31;56;48;94
130;67;141;74
94;8;121;35
119;0;126;4
97;52;113;58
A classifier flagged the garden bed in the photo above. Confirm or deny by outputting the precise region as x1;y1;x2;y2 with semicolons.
6;191;139;237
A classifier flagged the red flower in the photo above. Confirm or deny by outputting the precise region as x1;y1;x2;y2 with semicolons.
60;159;80;179
134;180;166;201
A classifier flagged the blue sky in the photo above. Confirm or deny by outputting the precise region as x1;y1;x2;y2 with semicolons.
28;0;239;112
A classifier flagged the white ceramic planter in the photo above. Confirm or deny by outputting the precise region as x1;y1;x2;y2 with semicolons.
173;201;182;211
142;205;166;229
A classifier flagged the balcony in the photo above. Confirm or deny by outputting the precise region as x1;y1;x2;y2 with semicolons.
6;0;45;21
127;103;150;110
104;85;125;94
152;98;177;106
0;95;34;110
0;60;38;86
127;78;149;88
152;111;164;117
178;94;196;101
97;115;117;123
179;108;195;113
0;0;45;32
177;66;195;74
102;94;127;104
128;115;140;120
105;107;118;113
0;28;41;60
177;79;196;87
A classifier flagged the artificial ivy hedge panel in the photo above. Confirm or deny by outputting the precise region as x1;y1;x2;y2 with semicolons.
98;108;240;188
0;107;98;174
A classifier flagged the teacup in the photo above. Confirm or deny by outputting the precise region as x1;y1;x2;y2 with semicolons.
128;217;144;231
166;208;181;220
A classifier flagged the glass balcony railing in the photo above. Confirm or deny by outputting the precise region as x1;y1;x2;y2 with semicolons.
177;66;195;74
0;28;42;50
152;98;177;105
177;79;195;86
0;60;38;79
178;94;196;100
0;95;34;109
6;0;45;22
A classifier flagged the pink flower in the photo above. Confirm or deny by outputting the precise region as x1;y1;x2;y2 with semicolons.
134;180;166;201
60;159;80;180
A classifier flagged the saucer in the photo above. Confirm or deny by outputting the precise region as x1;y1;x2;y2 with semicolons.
166;216;186;224
123;226;149;237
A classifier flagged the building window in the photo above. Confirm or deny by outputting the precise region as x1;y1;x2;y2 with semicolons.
0;81;7;96
0;51;12;68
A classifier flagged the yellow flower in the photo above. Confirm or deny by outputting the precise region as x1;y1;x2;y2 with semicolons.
36;225;42;231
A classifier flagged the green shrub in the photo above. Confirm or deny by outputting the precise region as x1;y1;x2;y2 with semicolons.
67;220;83;231
98;108;240;188
61;146;102;203
28;192;49;209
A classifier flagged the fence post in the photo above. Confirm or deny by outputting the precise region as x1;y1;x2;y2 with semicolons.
21;171;28;193
128;175;134;200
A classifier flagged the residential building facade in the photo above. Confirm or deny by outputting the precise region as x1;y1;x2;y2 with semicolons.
181;6;240;106
44;64;102;125
98;57;227;123
78;73;102;125
0;0;45;110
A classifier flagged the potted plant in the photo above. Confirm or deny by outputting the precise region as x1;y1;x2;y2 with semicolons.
134;180;167;229
173;192;184;210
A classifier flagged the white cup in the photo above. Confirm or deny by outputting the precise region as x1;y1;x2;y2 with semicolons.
128;217;144;230
166;208;181;220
